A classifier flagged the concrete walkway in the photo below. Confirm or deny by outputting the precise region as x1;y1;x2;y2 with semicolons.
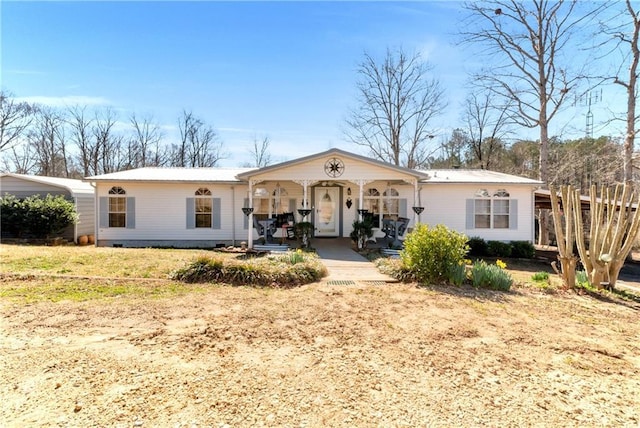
312;237;397;284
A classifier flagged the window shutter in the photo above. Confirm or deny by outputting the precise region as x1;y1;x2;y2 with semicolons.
509;199;518;230
212;198;221;229
126;197;135;229
186;198;195;229
99;197;108;228
243;198;249;229
289;198;296;213
465;199;474;229
399;199;407;217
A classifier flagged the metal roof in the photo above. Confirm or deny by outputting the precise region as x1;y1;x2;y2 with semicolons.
418;169;543;185
84;167;256;183
1;173;95;196
82;152;541;186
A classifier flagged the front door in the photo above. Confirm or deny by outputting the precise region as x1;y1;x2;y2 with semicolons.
314;187;339;237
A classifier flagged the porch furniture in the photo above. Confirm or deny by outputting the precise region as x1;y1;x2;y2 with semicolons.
254;217;276;242
273;212;296;242
383;217;410;248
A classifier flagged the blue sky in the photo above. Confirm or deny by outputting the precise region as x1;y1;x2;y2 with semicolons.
1;1;627;167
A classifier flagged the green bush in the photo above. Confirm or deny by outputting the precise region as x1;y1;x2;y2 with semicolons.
350;218;374;250
400;223;469;285
487;240;512;258
0;193;78;238
467;236;488;256
171;251;327;287
471;260;513;291
510;240;535;259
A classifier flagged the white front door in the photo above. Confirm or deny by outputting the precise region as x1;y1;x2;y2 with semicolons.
314;187;339;237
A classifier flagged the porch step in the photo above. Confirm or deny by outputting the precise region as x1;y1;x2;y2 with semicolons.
253;244;290;253
381;248;401;258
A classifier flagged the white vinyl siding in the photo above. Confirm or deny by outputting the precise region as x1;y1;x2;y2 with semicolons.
424;184;532;242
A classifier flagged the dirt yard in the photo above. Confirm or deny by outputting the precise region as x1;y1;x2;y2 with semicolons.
2;279;639;427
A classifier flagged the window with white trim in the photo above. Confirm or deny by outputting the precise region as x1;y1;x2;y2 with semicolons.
473;188;511;229
363;188;381;226
108;186;126;228
383;187;400;219
195;188;212;228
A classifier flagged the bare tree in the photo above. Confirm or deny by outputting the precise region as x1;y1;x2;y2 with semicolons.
461;1;598;182
129;113;166;167
245;135;272;167
1;144;37;174
463;90;511;170
170;110;226;167
603;0;640;183
27;107;70;177
0;90;36;152
67;106;94;177
461;0;601;243
345;48;446;168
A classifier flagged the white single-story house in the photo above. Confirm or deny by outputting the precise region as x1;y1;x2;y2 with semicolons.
0;173;96;243
84;148;542;248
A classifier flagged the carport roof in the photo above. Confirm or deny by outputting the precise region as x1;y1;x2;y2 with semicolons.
1;173;95;197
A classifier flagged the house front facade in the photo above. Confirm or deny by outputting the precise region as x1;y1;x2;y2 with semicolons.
84;148;542;248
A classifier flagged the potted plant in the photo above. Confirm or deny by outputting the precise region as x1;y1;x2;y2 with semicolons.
294;221;314;249
350;219;374;250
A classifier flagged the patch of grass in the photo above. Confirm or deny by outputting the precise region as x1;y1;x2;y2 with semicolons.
0;245;208;279
531;271;550;282
0;276;208;303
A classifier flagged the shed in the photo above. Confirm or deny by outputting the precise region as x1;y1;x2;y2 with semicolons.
0;173;96;243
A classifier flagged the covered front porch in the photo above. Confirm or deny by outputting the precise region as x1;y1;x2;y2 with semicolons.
236;150;428;249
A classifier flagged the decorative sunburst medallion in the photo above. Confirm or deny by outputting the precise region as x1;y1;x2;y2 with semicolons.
324;157;344;177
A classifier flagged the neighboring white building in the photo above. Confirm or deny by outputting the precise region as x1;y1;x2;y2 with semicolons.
0;173;96;243
84;148;542;248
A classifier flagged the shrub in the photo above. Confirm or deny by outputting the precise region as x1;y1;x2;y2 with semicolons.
0;193;78;238
400;223;469;285
467;236;488;257
170;251;326;287
531;271;549;282
487;240;512;258
350;219;374;250
510;240;535;259
471;260;513;291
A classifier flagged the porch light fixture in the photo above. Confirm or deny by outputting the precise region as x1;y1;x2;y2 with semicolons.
346;198;353;209
242;207;254;216
412;206;424;215
347;187;351;196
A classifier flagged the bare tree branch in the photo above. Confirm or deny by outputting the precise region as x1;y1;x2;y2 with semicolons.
344;48;446;169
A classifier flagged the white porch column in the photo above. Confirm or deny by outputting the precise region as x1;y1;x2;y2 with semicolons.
292;179;318;220
413;179;419;224
350;179;373;220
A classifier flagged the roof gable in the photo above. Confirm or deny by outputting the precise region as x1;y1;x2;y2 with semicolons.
236;148;429;180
